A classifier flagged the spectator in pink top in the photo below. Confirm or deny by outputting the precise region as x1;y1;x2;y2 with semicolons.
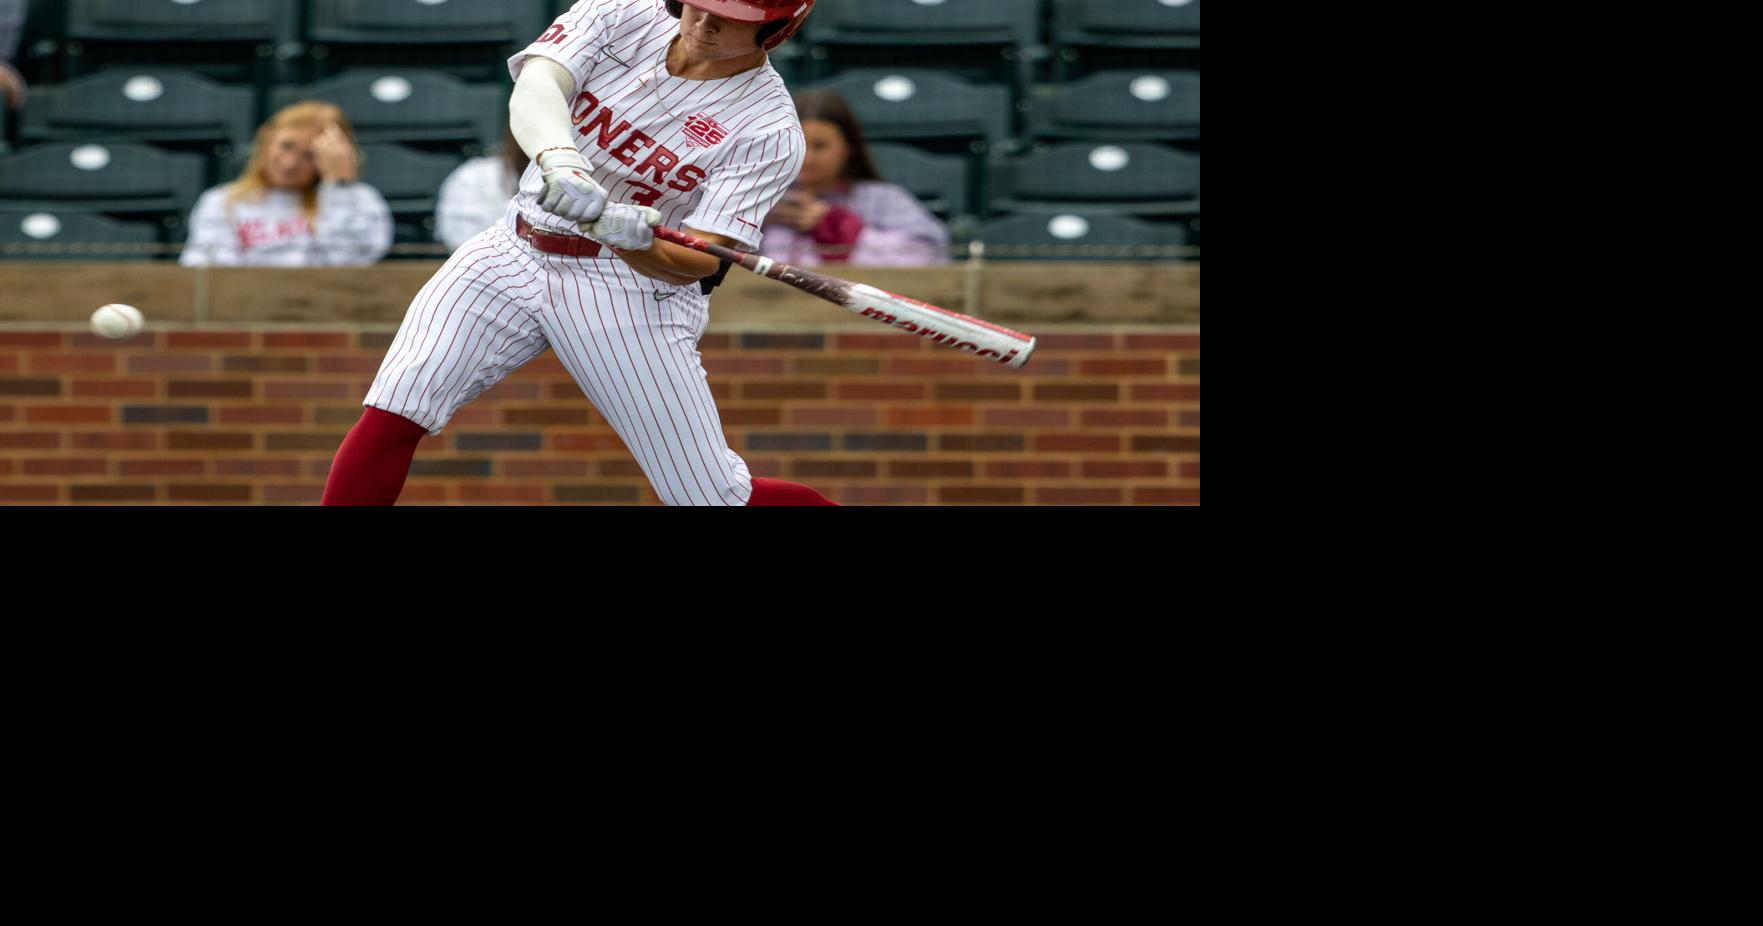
761;90;949;266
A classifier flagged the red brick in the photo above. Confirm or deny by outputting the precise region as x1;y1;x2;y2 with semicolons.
121;459;208;477
217;405;306;426
1178;358;1201;377
600;459;645;477
1037;488;1124;505
504;407;592;426
1124;334;1200;351
1079;358;1167;376
266;432;347;451
934;382;1020;401
478;382;542;402
306;460;334;480
74;432;156;451
168;432;254;451
400;485;449;504
1037;334;1117;352
24;458;108;476
0;356;15;373
223;355;308;373
458;485;548;504
522;355;569;376
793;357;880;376
1083;460;1168;479
167;332;253;350
741;381;827;400
72;379;157;398
262;485;324;505
839;486;929;505
168;379;253;399
1081;409;1168;429
887;407;975;427
834;333;928;352
788;407;876;427
553;432;629;452
131;355;214;374
938;486;1024;505
1;485;62;502
357;332;396;350
709;381;733;400
745;456;786;478
169;485;254;503
1178;410;1200;429
704;356;787;376
1133;435;1201;454
217;460;303;478
70;333;155;350
889;460;974;479
1034;384;1119;402
503;460;592;478
791;459;879;479
838;383;924;401
263;333;349;350
938;433;1024;452
316;356;384;375
0;333;62;348
1132;384;1202;402
0;431;61;449
984;461;1073;479
547;382;589;401
30;353;116;374
1134;487;1201;505
699;334;732;351
27;405;112;425
452;407;496;427
265;381;352;401
1035;434;1120;453
1180;461;1201;480
986;408;1070;428
887;358;995;376
70;485;155;503
721;406;784;427
0;459;9;476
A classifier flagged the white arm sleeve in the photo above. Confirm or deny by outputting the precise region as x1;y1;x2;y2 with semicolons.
179;188;244;267
509;57;580;163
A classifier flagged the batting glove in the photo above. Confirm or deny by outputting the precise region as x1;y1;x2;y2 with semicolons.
537;148;608;224
581;204;662;251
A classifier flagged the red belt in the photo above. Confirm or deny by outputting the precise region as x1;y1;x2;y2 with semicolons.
515;215;607;258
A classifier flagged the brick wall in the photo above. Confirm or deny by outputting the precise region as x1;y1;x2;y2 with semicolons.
1;328;1200;505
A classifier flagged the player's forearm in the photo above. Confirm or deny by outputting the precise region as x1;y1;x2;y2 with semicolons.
618;240;722;286
509;58;580;162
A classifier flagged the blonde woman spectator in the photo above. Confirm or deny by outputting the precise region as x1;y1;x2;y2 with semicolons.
181;102;392;266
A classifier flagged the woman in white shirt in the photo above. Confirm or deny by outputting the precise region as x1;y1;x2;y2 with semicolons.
435;128;529;252
180;101;393;267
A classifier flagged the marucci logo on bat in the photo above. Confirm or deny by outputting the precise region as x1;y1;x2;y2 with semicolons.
857;306;1022;363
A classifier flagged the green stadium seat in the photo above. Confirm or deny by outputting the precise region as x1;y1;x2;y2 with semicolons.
1051;0;1200;76
0;104;11;155
357;143;466;244
977;210;1189;260
20;70;256;184
0;208;160;260
802;0;1043;90
305;0;556;82
801;69;1013;154
62;0;300;84
868;143;971;220
990;143;1198;217
1025;70;1199;144
272;70;507;156
0;142;205;238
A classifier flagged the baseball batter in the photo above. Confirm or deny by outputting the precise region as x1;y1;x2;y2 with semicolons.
323;0;835;505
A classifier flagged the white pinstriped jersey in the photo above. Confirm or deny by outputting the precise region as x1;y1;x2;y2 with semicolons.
508;0;804;251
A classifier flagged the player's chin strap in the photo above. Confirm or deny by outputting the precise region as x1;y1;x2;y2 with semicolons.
699;259;733;295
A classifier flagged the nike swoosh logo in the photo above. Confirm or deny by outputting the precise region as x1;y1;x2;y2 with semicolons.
653;291;676;301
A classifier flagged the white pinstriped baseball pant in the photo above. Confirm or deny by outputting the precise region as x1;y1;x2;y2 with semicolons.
363;219;754;506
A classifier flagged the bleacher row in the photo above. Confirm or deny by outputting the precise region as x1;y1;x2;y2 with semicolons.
1;0;1200;259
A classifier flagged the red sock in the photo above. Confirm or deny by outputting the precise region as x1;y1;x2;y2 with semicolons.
747;477;838;506
321;408;428;506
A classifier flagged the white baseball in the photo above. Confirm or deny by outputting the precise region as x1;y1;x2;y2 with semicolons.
90;304;145;339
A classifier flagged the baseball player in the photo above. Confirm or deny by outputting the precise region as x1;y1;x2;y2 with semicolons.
323;0;835;505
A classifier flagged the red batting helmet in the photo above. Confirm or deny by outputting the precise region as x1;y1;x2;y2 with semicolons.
666;0;815;52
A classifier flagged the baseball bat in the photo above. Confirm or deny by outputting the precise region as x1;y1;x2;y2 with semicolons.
652;225;1036;368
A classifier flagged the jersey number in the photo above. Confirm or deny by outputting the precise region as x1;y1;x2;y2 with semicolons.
536;25;568;45
625;181;664;208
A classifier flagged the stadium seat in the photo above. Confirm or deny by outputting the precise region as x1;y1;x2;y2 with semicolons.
62;0;301;84
1025;70;1199;144
1051;0;1200;77
990;142;1198;217
802;0;1043;91
868;143;971;220
0;142;206;238
0;103;11;155
20;70;256;184
801;69;1013;154
977;210;1189;260
305;0;556;82
357;143;466;244
272;70;507;156
0;208;160;260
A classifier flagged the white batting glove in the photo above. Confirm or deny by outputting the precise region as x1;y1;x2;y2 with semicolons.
537;148;608;224
581;204;662;251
